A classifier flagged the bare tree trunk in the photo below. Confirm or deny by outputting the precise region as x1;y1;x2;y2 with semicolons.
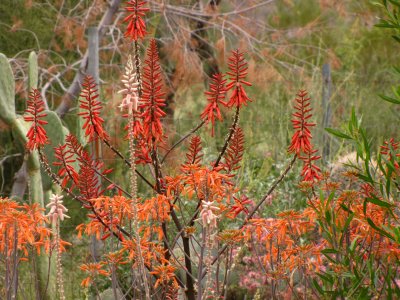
10;160;27;200
322;63;332;160
55;0;122;118
88;26;103;263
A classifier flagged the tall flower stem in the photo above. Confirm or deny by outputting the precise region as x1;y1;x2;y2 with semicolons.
214;106;240;168
55;222;65;300
128;110;150;299
197;226;207;300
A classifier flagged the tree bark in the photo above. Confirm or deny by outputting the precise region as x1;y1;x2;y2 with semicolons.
10;160;27;200
55;0;122;118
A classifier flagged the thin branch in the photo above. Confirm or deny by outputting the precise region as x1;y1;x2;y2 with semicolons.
161;120;205;164
99;135;155;190
245;155;297;222
214;106;240;168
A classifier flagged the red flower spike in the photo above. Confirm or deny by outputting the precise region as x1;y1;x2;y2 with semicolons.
223;126;245;172
53;144;79;188
24;89;49;150
380;138;400;170
65;134;84;158
184;136;203;166
122;111;150;164
78;76;109;142
380;138;400;158
135;139;153;165
66;134;113;185
123;0;149;41
230;194;252;217
78;152;101;201
299;148;322;182
140;39;167;146
225;49;252;108
288;90;315;155
200;73;227;136
361;183;376;198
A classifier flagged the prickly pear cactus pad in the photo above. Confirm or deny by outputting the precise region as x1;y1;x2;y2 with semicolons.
0;53;16;124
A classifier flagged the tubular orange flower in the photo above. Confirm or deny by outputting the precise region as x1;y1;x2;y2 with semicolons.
230;194;252;217
140;39;167;145
1;199;50;257
124;111;143;139
288;90;315;155
79;262;110;287
135;138;153;164
200;73;227;135
150;264;177;288
78;75;109;142
225;49;252;108
66;133;113;180
123;0;149;41
65;134;84;158
24;89;48;150
140;194;172;223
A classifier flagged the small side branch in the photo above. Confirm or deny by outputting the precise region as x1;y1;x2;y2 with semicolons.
161;120;205;164
245;155;297;222
214;106;240;168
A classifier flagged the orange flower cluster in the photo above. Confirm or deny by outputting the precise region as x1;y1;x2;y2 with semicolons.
167;165;233;204
76;194;177;288
239;171;400;297
0;198;70;258
80;262;110;287
150;264;178;289
305;186;400;263
244;212;323;281
76;195;132;241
